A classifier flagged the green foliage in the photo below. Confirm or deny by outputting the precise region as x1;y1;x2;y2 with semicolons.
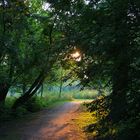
83;97;115;139
0;104;11;122
50;0;139;139
85;95;140;140
116;119;140;140
68;90;98;99
87;96;110;119
0;1;140;139
0;97;16;121
12;107;28;118
43;88;99;99
0;93;71;122
24;97;47;112
23;95;70;112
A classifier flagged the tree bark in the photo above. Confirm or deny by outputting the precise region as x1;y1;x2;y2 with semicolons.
40;84;44;97
59;67;63;98
12;72;44;110
59;79;63;98
110;54;129;122
0;83;10;103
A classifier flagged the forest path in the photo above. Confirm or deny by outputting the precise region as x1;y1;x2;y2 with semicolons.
0;101;88;140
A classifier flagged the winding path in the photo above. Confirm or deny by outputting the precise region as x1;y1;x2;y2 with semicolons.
0;101;87;140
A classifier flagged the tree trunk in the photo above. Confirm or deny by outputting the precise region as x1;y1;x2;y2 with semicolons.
59;68;63;98
59;80;63;98
40;84;44;97
0;83;10;103
110;56;129;122
12;72;44;110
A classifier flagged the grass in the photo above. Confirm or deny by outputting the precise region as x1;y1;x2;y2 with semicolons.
74;104;98;138
63;89;98;99
0;95;71;122
0;89;99;122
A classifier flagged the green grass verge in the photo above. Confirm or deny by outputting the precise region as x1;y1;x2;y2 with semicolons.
73;104;98;138
0;96;71;122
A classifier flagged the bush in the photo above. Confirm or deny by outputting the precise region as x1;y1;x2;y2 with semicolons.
24;97;47;112
12;106;28;118
116;119;140;140
0;97;16;122
0;104;11;122
83;95;140;140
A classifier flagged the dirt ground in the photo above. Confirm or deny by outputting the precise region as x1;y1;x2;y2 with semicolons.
0;101;87;140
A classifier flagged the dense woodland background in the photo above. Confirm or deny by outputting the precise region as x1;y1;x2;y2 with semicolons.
0;0;140;140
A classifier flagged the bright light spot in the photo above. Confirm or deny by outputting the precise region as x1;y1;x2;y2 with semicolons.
42;2;50;10
84;75;88;79
71;51;81;62
84;0;90;5
71;51;80;58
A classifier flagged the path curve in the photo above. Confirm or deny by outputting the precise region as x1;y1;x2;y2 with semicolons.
0;101;87;140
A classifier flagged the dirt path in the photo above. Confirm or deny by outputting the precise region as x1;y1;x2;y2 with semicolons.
0;101;87;140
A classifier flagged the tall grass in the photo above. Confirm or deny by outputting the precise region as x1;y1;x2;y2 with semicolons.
42;89;99;99
70;89;98;99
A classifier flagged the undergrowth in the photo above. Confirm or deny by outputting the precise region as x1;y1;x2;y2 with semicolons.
74;104;98;139
0;95;71;122
0;89;99;123
82;96;140;140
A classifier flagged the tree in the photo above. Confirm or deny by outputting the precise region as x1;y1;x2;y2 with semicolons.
47;0;140;139
0;0;29;103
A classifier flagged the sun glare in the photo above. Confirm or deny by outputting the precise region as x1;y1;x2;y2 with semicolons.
71;51;81;61
71;51;80;58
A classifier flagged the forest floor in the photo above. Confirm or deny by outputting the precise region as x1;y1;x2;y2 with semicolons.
0;101;90;140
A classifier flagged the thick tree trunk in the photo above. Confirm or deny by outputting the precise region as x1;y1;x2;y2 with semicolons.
110;57;129;122
0;83;10;103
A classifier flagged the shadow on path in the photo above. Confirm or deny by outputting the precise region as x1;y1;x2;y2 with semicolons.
0;101;87;140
